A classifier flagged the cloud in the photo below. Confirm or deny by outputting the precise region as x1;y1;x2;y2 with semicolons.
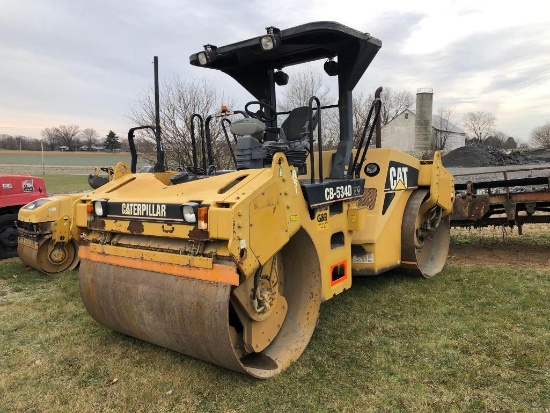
1;1;549;142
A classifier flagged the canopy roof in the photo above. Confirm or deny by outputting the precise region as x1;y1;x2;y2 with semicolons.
189;21;382;101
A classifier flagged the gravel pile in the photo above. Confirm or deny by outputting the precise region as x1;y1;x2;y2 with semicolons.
442;145;550;168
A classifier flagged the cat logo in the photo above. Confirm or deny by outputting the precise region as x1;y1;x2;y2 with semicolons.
389;166;408;190
385;161;419;192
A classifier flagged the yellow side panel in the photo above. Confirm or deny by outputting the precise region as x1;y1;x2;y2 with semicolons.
249;183;289;264
75;202;88;228
300;204;353;301
208;206;233;240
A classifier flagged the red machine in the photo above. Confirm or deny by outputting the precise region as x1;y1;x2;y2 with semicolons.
0;175;47;259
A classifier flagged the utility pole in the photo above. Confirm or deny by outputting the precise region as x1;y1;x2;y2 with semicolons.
41;140;45;175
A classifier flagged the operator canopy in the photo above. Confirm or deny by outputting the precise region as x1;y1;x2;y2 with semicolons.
189;21;382;102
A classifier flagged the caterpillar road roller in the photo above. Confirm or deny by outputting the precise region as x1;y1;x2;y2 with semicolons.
16;162;129;273
75;22;454;378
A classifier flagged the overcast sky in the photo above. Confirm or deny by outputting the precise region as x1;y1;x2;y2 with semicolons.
1;0;548;143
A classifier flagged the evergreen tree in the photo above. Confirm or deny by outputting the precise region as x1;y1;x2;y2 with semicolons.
104;130;121;151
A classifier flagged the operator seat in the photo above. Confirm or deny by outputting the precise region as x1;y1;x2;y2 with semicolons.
230;118;267;169
264;106;318;170
280;106;317;147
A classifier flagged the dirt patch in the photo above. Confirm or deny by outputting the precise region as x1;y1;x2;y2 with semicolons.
448;224;550;270
448;243;550;269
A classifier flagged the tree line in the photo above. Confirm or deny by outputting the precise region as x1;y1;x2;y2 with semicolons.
41;126;122;151
4;70;548;169
0;128;123;152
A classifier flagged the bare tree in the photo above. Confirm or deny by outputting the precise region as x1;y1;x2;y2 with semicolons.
41;127;59;151
278;67;331;112
352;92;378;147
484;131;508;148
462;111;496;143
80;128;99;148
55;125;81;149
376;87;415;127
433;106;456;150
127;77;237;169
530;121;550;148
349;87;414;150
0;134;37;150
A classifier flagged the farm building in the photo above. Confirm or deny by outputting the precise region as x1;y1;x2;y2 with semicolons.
381;89;466;152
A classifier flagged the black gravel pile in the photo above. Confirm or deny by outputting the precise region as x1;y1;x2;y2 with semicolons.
442;145;520;167
527;148;550;163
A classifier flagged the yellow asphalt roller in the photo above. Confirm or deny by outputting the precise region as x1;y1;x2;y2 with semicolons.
74;23;454;378
17;194;84;273
17;162;129;273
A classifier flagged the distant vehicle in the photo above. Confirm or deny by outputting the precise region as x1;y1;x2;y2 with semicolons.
59;146;70;151
0;175;47;259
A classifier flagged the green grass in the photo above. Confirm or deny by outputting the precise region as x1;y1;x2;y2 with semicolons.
1;240;549;412
42;175;94;194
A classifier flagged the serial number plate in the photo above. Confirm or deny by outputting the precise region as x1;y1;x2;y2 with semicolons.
324;184;361;202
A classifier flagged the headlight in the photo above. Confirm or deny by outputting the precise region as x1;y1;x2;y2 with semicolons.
182;202;199;224
22;198;50;210
259;27;280;51
260;35;275;50
197;52;208;65
196;45;217;65
94;199;108;216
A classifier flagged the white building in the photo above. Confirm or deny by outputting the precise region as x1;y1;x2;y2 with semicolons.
381;90;466;152
382;110;466;152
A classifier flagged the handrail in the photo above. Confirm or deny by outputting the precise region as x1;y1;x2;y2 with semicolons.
192;110;247;174
348;98;382;178
127;126;156;173
190;114;204;174
308;96;322;184
204;116;216;174
221;118;237;168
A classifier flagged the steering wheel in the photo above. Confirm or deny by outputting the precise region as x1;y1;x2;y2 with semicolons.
245;101;277;122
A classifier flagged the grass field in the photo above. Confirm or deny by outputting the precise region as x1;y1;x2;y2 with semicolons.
1;233;549;412
42;175;94;194
1;152;549;411
0;150;131;167
1;154;124;194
